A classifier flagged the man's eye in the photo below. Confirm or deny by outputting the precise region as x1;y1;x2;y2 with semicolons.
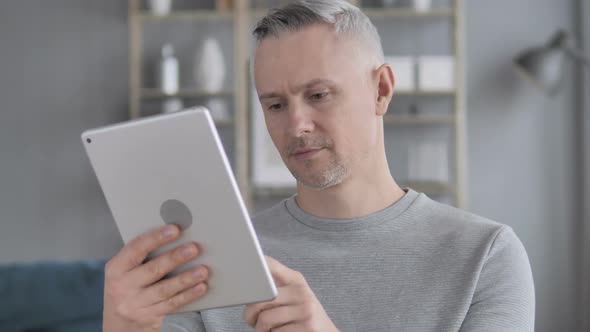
268;103;283;111
310;92;328;100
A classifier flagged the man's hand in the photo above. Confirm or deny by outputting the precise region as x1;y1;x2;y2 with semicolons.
243;256;339;332
103;225;209;331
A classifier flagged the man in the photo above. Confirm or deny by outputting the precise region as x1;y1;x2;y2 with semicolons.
102;1;535;331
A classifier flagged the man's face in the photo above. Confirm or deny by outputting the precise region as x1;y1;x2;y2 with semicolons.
254;24;381;190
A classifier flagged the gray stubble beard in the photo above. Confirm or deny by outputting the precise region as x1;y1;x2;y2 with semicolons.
289;149;349;191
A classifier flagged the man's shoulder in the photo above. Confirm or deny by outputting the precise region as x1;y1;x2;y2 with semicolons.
408;193;514;248
415;193;502;228
409;194;530;288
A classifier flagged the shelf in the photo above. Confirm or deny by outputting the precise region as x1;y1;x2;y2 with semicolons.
138;10;234;21
362;8;454;18
394;90;456;96
141;89;233;99
253;8;454;19
383;114;454;125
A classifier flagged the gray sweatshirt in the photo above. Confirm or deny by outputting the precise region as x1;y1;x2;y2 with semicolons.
163;189;535;331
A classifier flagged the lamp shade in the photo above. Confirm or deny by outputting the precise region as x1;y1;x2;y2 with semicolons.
514;30;568;94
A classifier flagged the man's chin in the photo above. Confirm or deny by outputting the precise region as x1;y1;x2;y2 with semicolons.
292;170;345;191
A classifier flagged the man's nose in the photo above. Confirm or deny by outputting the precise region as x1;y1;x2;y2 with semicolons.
287;101;315;138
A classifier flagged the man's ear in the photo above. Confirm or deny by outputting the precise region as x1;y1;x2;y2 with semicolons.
374;63;395;116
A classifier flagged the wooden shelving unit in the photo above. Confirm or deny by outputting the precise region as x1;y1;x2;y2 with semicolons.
253;7;453;19
140;88;234;99
394;89;456;96
362;8;454;18
451;0;467;208
128;0;467;210
383;114;455;125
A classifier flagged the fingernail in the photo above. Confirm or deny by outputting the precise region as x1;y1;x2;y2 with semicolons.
182;245;196;258
192;268;203;280
162;226;177;239
192;283;206;295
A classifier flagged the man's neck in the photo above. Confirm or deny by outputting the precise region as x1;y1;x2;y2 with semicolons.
294;172;405;220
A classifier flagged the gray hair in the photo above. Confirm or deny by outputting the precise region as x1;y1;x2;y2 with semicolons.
252;0;384;65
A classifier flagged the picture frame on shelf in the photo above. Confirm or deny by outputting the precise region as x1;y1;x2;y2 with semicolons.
250;86;296;189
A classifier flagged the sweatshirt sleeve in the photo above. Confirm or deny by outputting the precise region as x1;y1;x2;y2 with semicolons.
162;311;207;332
460;226;535;331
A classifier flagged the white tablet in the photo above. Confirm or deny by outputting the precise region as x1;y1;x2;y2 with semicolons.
81;107;277;313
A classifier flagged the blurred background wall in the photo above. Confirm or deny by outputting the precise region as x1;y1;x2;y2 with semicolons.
465;1;583;331
0;0;587;331
0;1;127;262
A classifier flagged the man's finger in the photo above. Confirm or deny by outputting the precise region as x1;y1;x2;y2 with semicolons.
106;224;180;277
124;242;200;287
136;265;209;306
243;284;300;327
265;256;301;287
149;282;208;316
254;305;299;332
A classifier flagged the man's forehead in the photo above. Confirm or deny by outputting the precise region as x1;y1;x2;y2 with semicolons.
254;41;340;88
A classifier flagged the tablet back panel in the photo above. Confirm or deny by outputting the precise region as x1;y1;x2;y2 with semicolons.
82;107;276;312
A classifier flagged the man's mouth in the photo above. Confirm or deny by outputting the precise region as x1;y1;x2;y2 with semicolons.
291;147;324;160
292;147;322;155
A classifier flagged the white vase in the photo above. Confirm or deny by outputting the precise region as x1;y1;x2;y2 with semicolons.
158;44;179;95
148;0;172;16
194;38;226;94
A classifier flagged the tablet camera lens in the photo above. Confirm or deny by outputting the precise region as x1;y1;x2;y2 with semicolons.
86;138;92;143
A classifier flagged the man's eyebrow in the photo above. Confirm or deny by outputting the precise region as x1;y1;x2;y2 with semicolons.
259;92;282;100
300;78;337;90
258;78;337;100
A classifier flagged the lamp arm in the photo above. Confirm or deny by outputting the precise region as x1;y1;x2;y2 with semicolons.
564;46;590;67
